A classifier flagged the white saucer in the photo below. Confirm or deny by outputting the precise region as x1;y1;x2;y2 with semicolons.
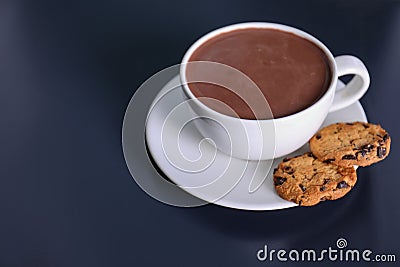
145;75;368;210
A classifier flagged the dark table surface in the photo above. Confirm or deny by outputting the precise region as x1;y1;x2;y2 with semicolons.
1;0;399;266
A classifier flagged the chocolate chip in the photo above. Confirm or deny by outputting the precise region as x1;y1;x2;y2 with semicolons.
308;152;317;159
273;168;278;174
361;144;374;152
356;150;367;158
362;123;370;128
316;134;321;140
323;179;330;185
377;146;387;158
283;166;294;174
337;181;349;189
378;140;385;146
342;154;356;160
346;123;354;125
283;158;289;162
299;184;306;192
383;134;389;142
320;185;326;192
274;177;287;186
323;159;335;164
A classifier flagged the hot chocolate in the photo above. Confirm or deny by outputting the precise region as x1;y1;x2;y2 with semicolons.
187;28;331;119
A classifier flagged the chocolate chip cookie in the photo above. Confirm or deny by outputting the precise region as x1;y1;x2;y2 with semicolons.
309;122;391;167
273;152;357;206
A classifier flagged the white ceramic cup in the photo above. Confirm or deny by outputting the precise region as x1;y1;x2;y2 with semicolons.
180;22;370;161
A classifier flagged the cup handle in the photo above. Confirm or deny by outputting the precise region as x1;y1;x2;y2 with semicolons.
329;55;370;112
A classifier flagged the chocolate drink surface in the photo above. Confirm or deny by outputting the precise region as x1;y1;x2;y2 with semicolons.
187;28;332;119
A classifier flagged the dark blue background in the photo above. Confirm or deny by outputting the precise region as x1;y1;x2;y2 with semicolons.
1;0;399;266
